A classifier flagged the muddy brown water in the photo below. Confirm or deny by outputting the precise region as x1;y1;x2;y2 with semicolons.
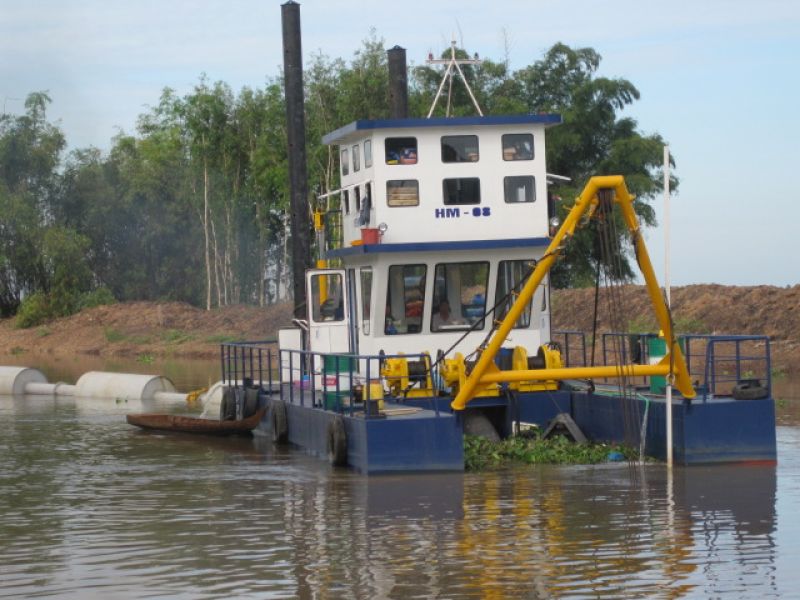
1;355;799;598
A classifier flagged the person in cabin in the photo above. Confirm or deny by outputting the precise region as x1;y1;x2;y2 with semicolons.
432;299;461;331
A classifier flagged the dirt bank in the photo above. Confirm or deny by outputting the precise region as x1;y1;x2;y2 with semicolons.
1;284;797;371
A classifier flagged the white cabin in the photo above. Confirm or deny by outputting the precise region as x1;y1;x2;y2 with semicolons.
289;114;562;367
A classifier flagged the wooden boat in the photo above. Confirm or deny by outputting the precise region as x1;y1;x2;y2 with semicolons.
126;407;266;436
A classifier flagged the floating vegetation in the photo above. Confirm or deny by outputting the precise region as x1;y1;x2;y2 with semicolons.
464;433;637;471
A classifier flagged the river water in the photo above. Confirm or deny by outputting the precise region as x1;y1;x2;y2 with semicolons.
1;356;799;598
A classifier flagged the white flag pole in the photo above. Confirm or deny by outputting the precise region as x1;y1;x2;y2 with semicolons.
664;145;673;468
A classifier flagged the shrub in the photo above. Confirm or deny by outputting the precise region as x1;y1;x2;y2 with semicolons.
15;293;53;329
79;287;117;309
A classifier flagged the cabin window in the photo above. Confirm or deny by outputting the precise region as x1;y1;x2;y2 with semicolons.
360;267;372;335
385;264;426;335
502;134;534;161
385;137;418;165
310;272;344;323
365;182;372;210
387;180;419;207
441;135;479;163
342;189;350;215
504;176;535;203
496;260;533;328
352;144;360;172
431;262;488;332
364;140;373;168
443;177;480;205
341;148;349;175
354;186;362;212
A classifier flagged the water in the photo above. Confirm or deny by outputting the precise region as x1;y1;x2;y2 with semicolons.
1;357;800;598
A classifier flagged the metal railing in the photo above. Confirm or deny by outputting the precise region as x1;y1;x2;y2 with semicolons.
683;334;771;400
220;340;277;390
279;348;441;418
550;330;587;367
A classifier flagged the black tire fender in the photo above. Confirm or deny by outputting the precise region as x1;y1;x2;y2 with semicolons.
220;387;237;421
271;400;288;443
327;415;348;467
244;387;259;418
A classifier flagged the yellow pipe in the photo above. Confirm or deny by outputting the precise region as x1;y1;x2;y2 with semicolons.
479;363;670;384
450;175;696;411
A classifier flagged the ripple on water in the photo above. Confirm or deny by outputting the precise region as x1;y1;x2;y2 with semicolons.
0;398;799;598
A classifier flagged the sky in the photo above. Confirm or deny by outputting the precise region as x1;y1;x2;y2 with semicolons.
2;0;799;287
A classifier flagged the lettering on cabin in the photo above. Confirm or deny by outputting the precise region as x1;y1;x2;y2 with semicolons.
434;207;492;218
434;207;461;218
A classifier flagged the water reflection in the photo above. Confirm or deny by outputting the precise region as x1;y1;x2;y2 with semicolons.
0;395;794;598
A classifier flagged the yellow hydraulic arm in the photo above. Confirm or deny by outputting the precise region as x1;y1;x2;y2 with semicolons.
450;175;695;411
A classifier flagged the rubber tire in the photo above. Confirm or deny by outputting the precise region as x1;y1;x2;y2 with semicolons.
327;416;348;467
463;410;500;442
220;387;237;421
271;400;288;443
732;382;769;400
244;387;259;418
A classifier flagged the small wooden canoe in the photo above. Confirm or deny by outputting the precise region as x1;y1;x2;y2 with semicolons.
127;407;266;436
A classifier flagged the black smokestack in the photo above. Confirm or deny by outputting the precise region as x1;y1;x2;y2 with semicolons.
387;45;408;119
281;1;311;318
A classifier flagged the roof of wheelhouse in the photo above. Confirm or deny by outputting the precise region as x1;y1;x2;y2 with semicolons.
321;114;562;145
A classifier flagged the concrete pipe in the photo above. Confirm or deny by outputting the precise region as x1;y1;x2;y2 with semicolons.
0;366;47;396
74;371;182;402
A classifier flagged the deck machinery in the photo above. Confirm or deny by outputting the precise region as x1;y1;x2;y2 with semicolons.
220;111;777;473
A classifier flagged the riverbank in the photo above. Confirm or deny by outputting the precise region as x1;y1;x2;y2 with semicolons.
1;284;797;372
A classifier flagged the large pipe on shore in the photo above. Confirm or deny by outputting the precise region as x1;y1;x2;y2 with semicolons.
281;1;311;319
388;46;409;119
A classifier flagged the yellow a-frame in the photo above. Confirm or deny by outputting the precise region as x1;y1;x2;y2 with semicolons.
451;175;696;411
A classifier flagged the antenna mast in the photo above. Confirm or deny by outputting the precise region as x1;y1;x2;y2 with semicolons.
426;37;483;118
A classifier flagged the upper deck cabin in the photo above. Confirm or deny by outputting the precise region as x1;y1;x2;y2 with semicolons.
322;114;562;251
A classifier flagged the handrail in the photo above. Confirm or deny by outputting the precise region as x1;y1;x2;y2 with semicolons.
277;348;440;418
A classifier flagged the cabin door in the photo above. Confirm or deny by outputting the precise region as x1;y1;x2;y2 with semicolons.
306;269;351;355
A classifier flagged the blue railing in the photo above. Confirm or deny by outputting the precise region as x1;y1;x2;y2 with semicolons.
550;330;587;368
279;348;441;418
220;340;277;390
683;334;771;400
551;330;772;401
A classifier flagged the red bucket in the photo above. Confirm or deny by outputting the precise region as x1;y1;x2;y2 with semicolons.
361;228;380;244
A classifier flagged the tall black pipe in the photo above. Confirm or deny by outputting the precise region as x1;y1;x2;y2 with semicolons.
281;1;311;318
387;45;408;119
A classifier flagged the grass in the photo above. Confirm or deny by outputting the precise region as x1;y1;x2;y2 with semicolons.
627;315;708;335
205;333;240;343
104;328;126;342
162;329;194;344
36;327;52;337
464;432;637;471
136;353;155;365
10;346;26;355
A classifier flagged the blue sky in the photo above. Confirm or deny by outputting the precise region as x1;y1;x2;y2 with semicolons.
2;0;798;286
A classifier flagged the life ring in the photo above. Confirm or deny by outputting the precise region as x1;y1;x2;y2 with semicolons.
220;387;237;421
327;416;348;466
271;400;288;443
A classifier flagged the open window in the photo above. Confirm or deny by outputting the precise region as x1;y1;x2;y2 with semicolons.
364;140;373;168
443;177;480;205
360;267;372;335
502;134;534;161
504;176;535;203
385;137;418;165
496;260;533;328
441;135;479;163
431;261;488;332
385;264;426;335
341;148;350;175
310;271;345;323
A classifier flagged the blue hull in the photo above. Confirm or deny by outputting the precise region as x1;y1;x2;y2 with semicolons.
259;386;775;472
